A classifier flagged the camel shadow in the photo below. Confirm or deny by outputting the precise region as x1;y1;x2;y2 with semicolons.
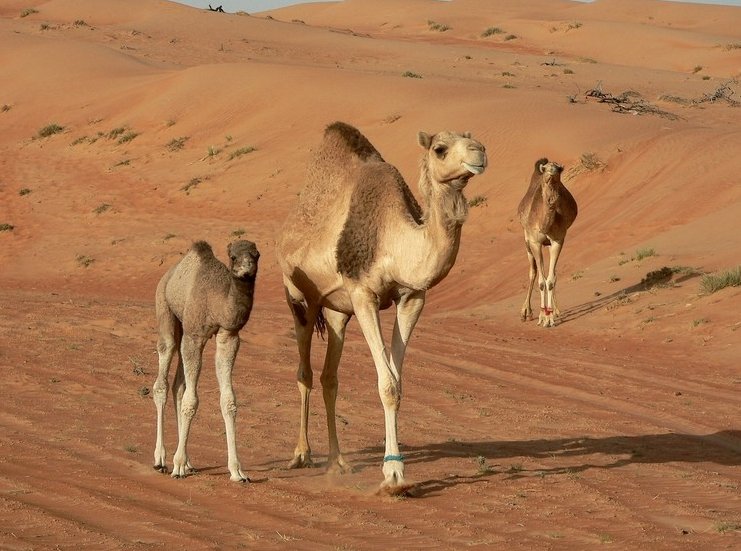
350;430;741;496
557;270;703;325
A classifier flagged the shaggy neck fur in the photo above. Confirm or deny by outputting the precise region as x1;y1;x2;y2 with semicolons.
418;161;469;232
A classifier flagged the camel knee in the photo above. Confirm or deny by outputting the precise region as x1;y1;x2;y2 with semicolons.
297;364;313;388
378;381;401;409
320;371;338;391
157;337;177;356
152;380;168;406
180;395;199;420
220;395;237;417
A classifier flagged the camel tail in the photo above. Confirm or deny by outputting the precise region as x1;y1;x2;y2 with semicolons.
315;308;327;340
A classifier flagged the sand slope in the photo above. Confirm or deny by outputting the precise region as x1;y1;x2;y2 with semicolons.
1;0;740;549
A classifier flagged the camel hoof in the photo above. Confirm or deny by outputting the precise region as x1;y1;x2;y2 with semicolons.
287;455;314;469
153;464;168;474
327;460;354;475
237;477;250;484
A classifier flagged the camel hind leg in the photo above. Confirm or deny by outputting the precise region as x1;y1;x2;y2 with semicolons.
284;282;320;469
171;333;206;478
152;305;182;474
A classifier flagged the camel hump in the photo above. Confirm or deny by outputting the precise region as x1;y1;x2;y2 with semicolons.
191;240;215;258
324;121;384;162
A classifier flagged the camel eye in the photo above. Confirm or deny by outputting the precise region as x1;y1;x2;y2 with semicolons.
433;144;447;157
230;255;237;262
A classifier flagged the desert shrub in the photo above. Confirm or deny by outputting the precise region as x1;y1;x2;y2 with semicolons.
402;71;422;79
504;34;517;41
93;203;111;214
108;127;126;139
0;223;14;232
166;136;189;151
700;266;741;294
714;520;741;533
228;146;256;160
467;195;487;208
19;188;31;196
181;177;202;193
20;8;38;17
117;131;138;144
427;20;450;32
76;255;94;267
641;266;672;288
1;104;11;112
481;27;504;37
580;152;604;171
38;123;64;138
635;247;657;261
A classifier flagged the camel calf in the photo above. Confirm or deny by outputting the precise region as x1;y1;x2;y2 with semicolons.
152;240;259;482
517;158;578;327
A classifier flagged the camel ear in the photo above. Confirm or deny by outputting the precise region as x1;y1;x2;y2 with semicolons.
462;131;471;139
227;242;233;257
539;163;546;174
418;131;432;150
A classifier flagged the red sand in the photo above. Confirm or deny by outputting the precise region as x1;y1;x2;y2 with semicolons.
1;1;740;548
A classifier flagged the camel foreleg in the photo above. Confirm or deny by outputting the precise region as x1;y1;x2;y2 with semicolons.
351;287;412;494
215;329;248;482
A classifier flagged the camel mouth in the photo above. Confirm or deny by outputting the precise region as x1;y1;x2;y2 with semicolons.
462;162;485;175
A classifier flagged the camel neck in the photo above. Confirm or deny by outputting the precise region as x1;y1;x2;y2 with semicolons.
229;276;255;302
395;170;465;290
541;177;561;209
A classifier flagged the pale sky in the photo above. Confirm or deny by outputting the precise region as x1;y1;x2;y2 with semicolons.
169;0;741;13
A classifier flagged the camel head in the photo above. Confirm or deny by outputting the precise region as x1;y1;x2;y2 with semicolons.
227;240;260;280
418;130;487;188
537;159;564;185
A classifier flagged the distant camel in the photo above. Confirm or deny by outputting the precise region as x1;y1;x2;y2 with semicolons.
277;122;487;493
517;158;578;327
152;240;259;482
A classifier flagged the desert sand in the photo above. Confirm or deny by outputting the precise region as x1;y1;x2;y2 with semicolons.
1;0;740;549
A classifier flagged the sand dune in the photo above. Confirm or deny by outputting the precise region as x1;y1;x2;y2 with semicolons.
1;0;740;548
